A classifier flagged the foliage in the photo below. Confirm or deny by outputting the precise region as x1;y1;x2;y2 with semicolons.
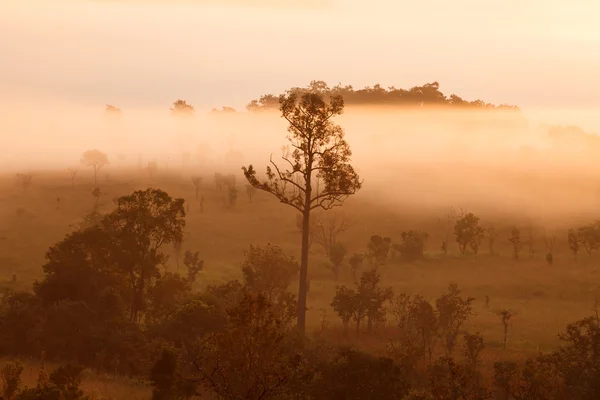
192;291;308;399
454;213;485;255
1;359;24;399
241;244;299;305
331;268;393;333
435;284;476;354
367;235;392;266
394;230;429;261
170;100;194;116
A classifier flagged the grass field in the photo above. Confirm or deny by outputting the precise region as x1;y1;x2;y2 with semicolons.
1;165;599;397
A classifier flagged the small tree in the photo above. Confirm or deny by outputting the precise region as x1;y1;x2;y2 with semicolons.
331;286;358;334
91;188;101;205
567;229;580;258
241;244;299;303
246;184;257;203
438;206;464;255
435;284;475;354
314;213;352;258
394;230;429;261
80;149;109;186
543;231;556;265
2;360;24;399
227;186;238;208
487;224;499;256
348;253;364;281
331;268;392;334
576;222;600;257
498;309;514;350
68;167;78;188
191;177;202;199
242;90;362;333
327;242;347;280
366;235;391;267
454;213;485;255
508;228;522;260
525;225;537;258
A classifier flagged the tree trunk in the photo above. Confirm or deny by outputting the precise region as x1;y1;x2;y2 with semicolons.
297;208;310;334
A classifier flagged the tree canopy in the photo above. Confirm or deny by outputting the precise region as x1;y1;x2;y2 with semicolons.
246;80;519;112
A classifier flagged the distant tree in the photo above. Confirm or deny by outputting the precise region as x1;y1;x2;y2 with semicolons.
508;228;522;260
80;149;109;186
314;213;352;258
245;184;257;203
243;91;362;333
170;100;194;116
366;235;391;266
524;225;537;259
394;230;429;261
568;229;580;258
210;106;236;113
105;104;122;115
227;186;238;208
68;168;78;188
348;253;364;281
498;309;514;350
91;188;101;205
327;242;347;280
191;177;202;199
576;222;600;257
454;213;485;255
332;268;393;333
487;224;499;256
15;173;32;191
543;231;556;265
438;206;464;255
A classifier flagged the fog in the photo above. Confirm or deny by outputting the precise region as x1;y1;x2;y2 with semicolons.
2;100;600;223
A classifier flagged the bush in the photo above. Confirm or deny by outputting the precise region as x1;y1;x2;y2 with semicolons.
394;230;429;261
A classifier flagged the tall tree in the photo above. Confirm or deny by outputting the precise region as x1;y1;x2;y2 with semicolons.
242;91;362;333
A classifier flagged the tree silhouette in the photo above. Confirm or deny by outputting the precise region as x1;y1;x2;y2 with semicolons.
170;99;194;116
242;91;362;333
80;149;109;186
246;80;520;111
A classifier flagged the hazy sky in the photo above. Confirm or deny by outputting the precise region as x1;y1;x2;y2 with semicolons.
1;0;600;110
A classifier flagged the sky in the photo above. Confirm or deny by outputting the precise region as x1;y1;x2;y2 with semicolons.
1;0;600;111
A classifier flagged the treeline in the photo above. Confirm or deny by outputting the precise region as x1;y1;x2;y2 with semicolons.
245;80;520;112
